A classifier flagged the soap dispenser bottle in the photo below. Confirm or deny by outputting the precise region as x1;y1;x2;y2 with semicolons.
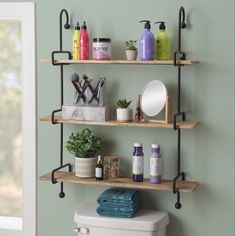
80;21;89;60
139;20;155;60
72;22;80;60
154;21;171;60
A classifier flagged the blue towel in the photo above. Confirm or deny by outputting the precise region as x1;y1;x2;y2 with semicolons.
97;188;140;205
96;204;140;218
97;201;140;212
96;188;141;218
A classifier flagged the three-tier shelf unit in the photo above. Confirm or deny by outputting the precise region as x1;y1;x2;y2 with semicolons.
40;6;199;209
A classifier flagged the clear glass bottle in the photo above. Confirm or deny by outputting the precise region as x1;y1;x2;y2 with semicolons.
95;155;103;180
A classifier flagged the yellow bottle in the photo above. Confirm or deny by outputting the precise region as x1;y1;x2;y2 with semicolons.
155;21;171;60
73;22;80;60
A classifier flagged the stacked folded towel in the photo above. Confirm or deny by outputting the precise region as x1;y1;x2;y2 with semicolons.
96;188;141;218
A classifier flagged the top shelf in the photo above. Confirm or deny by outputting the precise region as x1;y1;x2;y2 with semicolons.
41;59;199;65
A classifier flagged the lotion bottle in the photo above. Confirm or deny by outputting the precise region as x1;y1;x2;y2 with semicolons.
150;144;161;184
72;22;80;60
139;20;155;60
80;21;89;60
132;143;144;182
155;21;170;60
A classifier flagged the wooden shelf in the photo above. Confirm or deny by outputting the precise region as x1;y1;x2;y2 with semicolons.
40;171;199;193
40;115;199;129
40;59;199;65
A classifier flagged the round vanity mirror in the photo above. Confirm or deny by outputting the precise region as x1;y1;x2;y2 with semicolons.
141;80;167;117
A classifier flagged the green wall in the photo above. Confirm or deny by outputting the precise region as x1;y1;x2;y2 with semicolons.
8;0;236;235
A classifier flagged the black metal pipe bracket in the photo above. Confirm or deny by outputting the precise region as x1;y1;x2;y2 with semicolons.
51;163;72;184
51;109;62;124
51;50;72;66
172;172;185;209
51;163;72;198
173;112;186;130
59;9;70;50
174;6;187;67
51;9;72;66
172;6;188;209
50;9;72;199
174;51;186;66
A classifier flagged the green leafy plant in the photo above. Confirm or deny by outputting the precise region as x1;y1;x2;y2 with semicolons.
125;40;137;50
65;128;103;158
117;98;132;108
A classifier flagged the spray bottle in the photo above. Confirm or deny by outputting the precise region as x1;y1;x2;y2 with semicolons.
72;22;80;60
139;20;155;60
154;21;170;60
80;21;89;60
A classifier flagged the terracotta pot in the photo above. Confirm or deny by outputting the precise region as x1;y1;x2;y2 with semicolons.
75;156;97;178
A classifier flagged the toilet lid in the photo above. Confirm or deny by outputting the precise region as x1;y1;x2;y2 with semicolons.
74;203;169;231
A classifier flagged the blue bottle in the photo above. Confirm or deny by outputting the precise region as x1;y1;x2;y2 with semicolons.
150;144;161;184
132;143;144;182
139;20;155;60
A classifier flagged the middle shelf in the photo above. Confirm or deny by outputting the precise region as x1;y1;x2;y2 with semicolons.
40;115;199;129
40;171;199;193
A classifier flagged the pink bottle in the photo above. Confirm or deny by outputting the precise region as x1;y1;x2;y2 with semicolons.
80;21;89;60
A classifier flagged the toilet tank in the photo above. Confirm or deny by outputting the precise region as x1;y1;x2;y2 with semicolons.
74;203;169;236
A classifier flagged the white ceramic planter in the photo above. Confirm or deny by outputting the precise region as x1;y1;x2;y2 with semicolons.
75;156;97;178
126;50;138;61
116;108;133;122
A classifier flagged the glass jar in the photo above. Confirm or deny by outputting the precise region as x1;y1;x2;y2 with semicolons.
103;155;120;178
93;38;111;60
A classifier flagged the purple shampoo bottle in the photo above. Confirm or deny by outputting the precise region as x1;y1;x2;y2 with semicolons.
150;144;161;183
139;20;155;60
132;143;144;182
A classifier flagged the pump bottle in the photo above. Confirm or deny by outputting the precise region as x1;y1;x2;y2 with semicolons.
80;21;89;60
155;21;170;60
72;22;80;60
139;20;155;60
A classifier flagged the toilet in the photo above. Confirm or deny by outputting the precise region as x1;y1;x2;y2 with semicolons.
74;203;169;236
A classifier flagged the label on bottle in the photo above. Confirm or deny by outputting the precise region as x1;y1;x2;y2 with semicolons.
73;39;80;60
80;41;89;60
150;157;161;176
132;155;144;175
95;167;102;178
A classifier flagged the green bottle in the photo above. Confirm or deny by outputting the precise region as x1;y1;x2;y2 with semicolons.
155;22;170;60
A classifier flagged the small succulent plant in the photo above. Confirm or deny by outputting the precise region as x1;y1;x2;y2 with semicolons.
125;40;137;50
117;98;132;108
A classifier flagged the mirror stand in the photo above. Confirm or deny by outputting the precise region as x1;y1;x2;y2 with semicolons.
141;96;172;124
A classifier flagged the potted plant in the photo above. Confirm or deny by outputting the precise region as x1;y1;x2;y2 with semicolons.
116;98;133;122
125;40;138;61
66;128;103;178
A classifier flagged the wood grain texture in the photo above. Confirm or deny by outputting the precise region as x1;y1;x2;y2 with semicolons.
39;115;199;129
39;171;199;193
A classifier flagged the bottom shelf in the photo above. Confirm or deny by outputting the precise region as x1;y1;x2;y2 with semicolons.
39;171;199;193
